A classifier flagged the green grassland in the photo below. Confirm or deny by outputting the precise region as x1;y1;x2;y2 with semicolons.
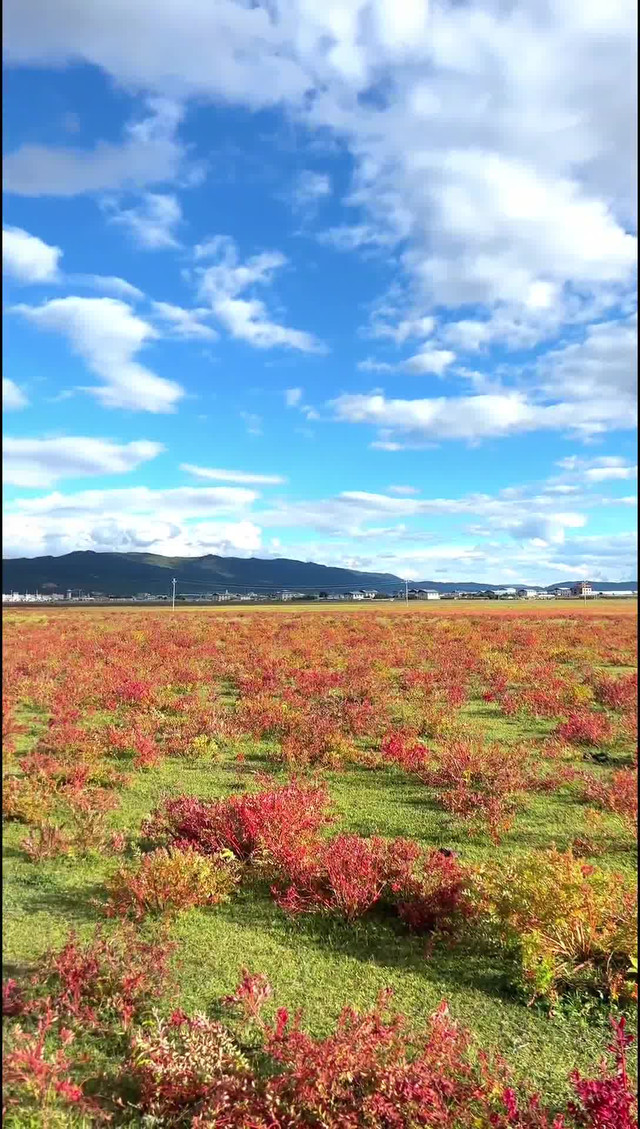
3;670;637;1111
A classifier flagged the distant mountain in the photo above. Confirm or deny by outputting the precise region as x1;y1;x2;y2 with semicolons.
542;581;637;592
414;580;638;593
1;551;403;597
2;552;636;598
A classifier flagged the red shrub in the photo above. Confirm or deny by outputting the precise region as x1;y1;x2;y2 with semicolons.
384;737;535;843
142;778;333;861
268;831;473;933
393;849;474;934
3;979;26;1018
381;730;430;773
270;833;392;919
556;713;613;747
222;967;274;1025
21;823;72;861
3;1013;102;1123
591;674;637;714
581;770;638;836
23;927;177;1031
569;1017;638;1129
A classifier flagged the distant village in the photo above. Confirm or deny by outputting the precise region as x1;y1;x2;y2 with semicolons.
3;580;637;604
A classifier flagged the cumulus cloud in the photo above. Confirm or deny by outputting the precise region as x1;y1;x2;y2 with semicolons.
3;98;184;196
556;454;638;483
2;227;146;303
3;436;164;487
292;170;331;214
13;296;184;412
3;378;29;410
151;301;217;339
181;463;287;485
104;192;182;249
71;275;145;301
2;225;61;282
4;481;260;558
284;387;303;407
403;348;456;375
195;235;326;352
4;0;635;317
540;316;637;404
331;389;636;445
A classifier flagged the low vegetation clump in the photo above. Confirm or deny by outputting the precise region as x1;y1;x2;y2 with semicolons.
104;846;241;919
142;776;332;860
477;849;638;1003
2;604;637;1122
3;946;637;1128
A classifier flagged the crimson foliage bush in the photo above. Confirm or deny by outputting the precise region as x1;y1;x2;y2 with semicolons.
3;940;638;1128
142;777;333;861
555;713;613;748
2;926;176;1031
127;975;638;1129
266;831;473;932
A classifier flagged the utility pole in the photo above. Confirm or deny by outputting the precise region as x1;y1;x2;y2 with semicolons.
172;578;176;610
405;578;409;605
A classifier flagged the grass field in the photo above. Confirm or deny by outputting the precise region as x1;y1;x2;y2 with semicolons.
2;604;637;1124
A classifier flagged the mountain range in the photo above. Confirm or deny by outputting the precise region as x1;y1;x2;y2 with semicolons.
2;551;637;597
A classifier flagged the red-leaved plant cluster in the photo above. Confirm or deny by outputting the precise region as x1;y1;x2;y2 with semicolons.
140;778;474;932
3;934;637;1128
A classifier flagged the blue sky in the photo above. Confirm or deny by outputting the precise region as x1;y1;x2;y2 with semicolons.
2;0;637;583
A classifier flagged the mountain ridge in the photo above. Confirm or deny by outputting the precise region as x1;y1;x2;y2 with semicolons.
2;551;637;596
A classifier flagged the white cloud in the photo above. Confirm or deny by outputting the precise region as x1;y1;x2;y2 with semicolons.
403;348;456;375
181;463;286;485
71;275;145;301
292;170;331;212
12;483;256;516
540;316;637;403
4;481;260;558
240;411;263;436
387;485;420;496
13;296;184;412
3;378;29;410
357;359;396;373
104;192;182;249
151;301;217;339
367;309;436;346
284;387;303;407
2;225;61;282
4;0;635;317
556;454;638;483
331;389;636;444
2;228;146;301
317;224;391;252
3;436;163;487
3;98;184;196
585;465;637;482
195;235;326;352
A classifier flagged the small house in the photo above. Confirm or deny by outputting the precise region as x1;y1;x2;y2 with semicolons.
571;581;593;597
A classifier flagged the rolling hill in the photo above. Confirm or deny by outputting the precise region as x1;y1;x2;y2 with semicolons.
2;551;637;598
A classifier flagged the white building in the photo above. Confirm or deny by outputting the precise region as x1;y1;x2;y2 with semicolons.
422;590;440;600
2;592;53;603
516;588;538;599
571;581;594;597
